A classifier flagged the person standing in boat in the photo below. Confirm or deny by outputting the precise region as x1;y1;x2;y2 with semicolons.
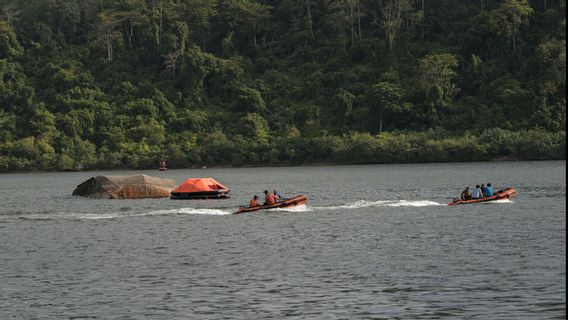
472;185;484;199
461;187;472;200
264;190;276;205
249;195;259;207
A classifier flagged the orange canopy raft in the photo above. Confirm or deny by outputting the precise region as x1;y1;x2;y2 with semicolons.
448;188;517;206
234;195;308;214
170;178;230;200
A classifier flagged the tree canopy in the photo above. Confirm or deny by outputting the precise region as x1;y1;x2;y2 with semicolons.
0;0;565;171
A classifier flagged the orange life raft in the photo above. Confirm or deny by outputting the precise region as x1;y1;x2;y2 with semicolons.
234;195;308;214
448;188;516;206
170;178;230;200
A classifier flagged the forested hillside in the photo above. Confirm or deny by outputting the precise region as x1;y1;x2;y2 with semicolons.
0;0;565;171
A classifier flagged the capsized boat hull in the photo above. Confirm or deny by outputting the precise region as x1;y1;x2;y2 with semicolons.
234;195;308;214
448;188;516;206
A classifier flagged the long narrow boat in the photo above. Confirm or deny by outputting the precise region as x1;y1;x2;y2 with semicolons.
448;188;517;206
234;195;308;214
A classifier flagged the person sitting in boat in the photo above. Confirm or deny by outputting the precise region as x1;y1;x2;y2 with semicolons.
264;190;276;205
485;183;494;197
273;190;284;202
250;195;259;207
472;185;484;199
461;187;472;200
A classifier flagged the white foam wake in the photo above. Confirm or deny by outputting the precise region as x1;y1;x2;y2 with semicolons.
483;198;514;204
314;200;444;211
2;200;445;221
271;204;312;212
146;208;232;216
2;207;233;220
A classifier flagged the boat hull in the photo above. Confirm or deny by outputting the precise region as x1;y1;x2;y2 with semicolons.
170;191;230;200
234;195;308;214
448;188;516;206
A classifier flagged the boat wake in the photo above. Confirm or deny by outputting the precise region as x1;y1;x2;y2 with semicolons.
264;200;444;214
271;204;312;212
1;200;445;220
483;198;514;204
314;200;444;211
1;207;233;220
146;208;232;216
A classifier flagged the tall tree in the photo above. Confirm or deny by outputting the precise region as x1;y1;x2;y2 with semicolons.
1;3;20;24
419;53;460;109
378;0;412;50
372;81;403;134
335;0;363;46
95;11;124;62
223;0;271;48
491;0;534;52
186;0;218;51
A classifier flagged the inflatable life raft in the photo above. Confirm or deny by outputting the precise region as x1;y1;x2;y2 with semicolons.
170;178;230;200
448;188;516;206
234;195;308;214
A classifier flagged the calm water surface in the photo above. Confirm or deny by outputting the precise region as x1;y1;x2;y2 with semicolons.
0;161;565;319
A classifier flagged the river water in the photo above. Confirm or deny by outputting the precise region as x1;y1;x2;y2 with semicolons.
0;161;565;319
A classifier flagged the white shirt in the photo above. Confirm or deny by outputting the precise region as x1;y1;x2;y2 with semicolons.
472;188;483;199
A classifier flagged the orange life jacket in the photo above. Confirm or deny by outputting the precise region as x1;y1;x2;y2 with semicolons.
250;199;258;207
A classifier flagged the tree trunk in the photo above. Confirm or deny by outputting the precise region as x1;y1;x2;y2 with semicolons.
379;106;384;134
157;0;163;59
125;22;133;48
350;4;355;46
421;0;425;38
357;1;362;39
106;32;113;62
253;23;257;47
306;0;314;38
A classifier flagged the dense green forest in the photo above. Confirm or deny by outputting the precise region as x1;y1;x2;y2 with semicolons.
0;0;565;171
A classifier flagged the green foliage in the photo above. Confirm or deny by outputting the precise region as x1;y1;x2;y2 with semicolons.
238;112;269;142
0;0;564;172
0;20;22;58
419;53;460;109
491;0;534;52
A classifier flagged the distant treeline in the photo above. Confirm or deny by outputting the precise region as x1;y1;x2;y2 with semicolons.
1;129;564;171
0;0;566;172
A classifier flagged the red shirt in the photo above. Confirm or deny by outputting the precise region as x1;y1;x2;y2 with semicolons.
265;194;275;205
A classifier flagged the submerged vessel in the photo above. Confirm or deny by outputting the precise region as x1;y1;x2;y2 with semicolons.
234;195;308;214
448;188;517;206
73;175;177;199
170;178;230;200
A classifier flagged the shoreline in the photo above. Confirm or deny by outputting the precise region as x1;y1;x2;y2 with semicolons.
0;158;565;175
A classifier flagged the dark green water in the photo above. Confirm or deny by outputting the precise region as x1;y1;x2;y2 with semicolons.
0;161;565;319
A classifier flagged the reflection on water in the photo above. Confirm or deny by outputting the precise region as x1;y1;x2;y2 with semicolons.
0;161;565;319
